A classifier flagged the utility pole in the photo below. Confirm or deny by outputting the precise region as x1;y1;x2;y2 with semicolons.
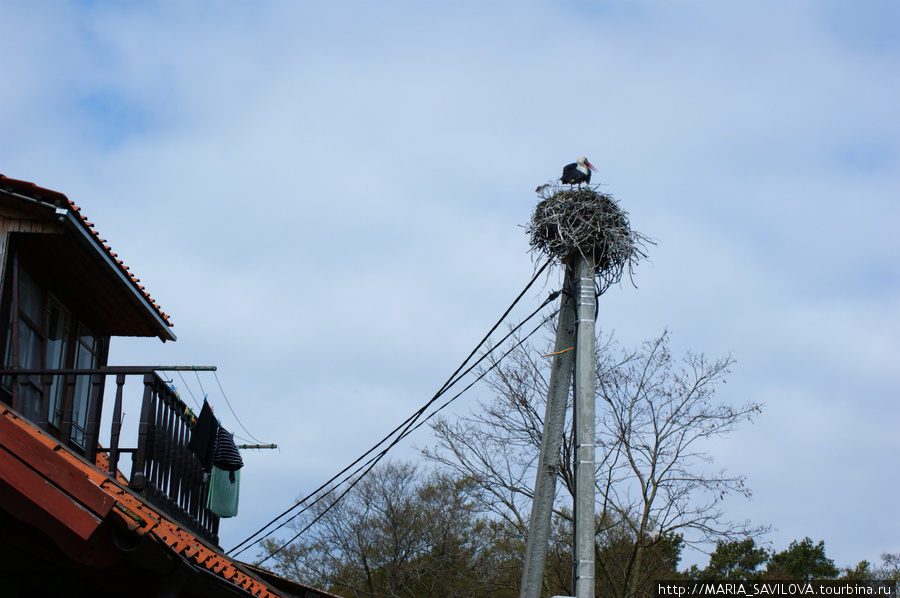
526;181;646;597
519;255;597;598
519;264;577;598
572;254;597;598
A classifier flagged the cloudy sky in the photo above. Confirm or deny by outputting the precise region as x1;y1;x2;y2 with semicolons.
2;0;898;571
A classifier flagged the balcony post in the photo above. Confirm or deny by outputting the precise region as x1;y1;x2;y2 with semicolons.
84;373;104;463
131;372;156;491
109;373;126;476
60;375;77;444
39;373;54;431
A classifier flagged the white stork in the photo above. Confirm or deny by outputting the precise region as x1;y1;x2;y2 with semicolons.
560;156;597;185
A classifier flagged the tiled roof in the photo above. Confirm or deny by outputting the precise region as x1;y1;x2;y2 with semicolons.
0;174;172;329
0;406;283;597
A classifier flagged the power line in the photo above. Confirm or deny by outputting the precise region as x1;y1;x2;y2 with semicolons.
254;303;560;566
229;261;552;556
396;306;560;438
254;307;558;564
229;282;559;562
228;259;554;559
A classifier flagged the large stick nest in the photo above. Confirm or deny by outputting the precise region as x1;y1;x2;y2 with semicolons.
528;185;652;290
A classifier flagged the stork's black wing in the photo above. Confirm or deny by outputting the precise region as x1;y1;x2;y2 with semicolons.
560;163;590;184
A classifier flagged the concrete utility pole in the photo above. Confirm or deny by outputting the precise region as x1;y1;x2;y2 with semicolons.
572;254;597;598
519;264;577;598
527;181;647;597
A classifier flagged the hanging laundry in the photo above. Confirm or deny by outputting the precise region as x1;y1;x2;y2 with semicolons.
212;425;243;482
188;400;217;472
207;465;240;518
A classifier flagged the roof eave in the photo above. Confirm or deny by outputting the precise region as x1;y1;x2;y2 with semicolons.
60;210;176;342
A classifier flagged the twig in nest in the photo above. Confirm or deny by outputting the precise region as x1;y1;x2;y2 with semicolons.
527;184;652;292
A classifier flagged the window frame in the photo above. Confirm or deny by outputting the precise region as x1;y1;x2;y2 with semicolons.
1;251;110;449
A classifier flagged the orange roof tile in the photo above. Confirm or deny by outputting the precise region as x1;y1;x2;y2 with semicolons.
1;407;285;598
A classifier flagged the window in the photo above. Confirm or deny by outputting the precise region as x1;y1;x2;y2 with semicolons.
1;258;107;449
13;268;43;422
46;296;72;428
70;323;101;448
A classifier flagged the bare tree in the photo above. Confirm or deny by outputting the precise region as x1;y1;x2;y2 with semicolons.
260;461;514;598
422;323;767;598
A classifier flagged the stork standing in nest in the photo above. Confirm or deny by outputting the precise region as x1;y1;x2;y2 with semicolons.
560;156;597;186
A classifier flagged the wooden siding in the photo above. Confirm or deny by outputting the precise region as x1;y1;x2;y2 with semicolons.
0;214;65;300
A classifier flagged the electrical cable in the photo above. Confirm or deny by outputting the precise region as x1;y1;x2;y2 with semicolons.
228;259;555;558
229;258;551;556
230;262;553;558
390;305;560;441
239;307;563;563
254;299;561;566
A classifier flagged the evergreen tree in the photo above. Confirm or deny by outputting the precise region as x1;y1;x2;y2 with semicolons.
686;539;768;581
764;538;838;581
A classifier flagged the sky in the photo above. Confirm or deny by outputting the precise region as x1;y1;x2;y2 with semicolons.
1;0;898;573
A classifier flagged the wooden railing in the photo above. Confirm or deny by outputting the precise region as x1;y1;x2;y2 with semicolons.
3;366;221;545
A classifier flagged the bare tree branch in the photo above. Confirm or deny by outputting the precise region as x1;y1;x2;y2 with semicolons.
423;323;768;598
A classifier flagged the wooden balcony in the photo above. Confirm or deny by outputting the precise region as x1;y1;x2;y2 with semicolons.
1;366;221;545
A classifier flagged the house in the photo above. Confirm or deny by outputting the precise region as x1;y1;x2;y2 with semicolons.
0;175;339;598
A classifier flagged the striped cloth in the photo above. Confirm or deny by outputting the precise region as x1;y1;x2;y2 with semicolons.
212;426;243;472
